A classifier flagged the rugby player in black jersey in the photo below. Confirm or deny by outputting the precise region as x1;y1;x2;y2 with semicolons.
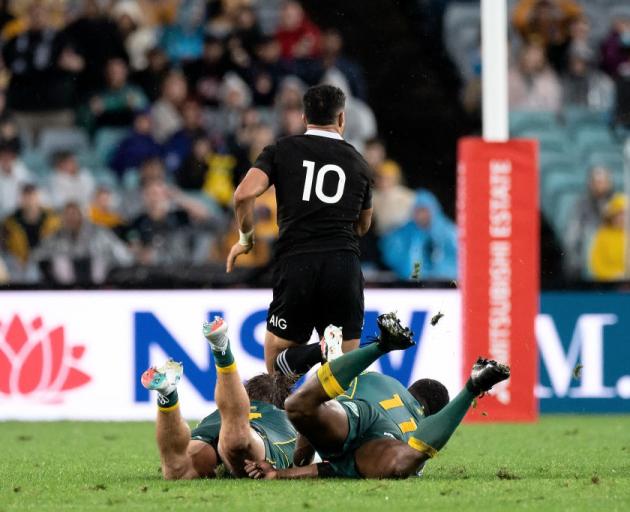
227;84;373;377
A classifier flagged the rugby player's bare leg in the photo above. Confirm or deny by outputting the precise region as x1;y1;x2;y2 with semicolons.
285;313;414;457
205;318;266;477
142;361;216;479
265;329;359;375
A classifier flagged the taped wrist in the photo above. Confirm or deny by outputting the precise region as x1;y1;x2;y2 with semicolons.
239;229;254;246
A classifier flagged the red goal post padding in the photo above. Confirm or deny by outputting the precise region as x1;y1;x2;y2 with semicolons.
457;138;539;422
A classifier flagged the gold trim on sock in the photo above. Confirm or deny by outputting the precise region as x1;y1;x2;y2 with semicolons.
158;402;180;412
248;412;262;420
216;362;237;374
317;363;345;398
408;437;438;458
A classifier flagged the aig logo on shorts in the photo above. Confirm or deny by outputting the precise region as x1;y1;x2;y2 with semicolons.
269;315;287;330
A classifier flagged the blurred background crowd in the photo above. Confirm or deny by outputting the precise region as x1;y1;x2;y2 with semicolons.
0;0;628;288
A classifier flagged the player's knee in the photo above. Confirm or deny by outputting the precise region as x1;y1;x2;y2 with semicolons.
379;449;422;479
284;392;310;423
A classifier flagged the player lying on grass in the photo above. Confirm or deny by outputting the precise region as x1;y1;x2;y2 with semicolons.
140;317;296;479
245;312;511;479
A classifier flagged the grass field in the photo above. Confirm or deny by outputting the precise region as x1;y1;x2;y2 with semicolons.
1;416;629;511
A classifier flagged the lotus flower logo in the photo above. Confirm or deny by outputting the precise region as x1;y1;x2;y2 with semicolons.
0;315;90;399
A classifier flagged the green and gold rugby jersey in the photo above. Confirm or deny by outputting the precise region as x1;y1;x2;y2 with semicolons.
190;400;296;469
338;371;426;443
318;372;426;477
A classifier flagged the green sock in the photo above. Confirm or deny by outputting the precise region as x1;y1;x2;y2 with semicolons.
211;341;236;373
157;389;179;412
408;384;476;457
317;342;384;398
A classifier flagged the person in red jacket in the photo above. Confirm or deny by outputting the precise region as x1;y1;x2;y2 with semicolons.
275;0;321;60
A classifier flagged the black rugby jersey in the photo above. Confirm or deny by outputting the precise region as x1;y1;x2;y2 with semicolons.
253;130;372;259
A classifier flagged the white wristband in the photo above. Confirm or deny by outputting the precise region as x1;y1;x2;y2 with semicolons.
239;229;254;246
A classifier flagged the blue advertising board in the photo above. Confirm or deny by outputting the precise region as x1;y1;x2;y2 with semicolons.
539;292;630;413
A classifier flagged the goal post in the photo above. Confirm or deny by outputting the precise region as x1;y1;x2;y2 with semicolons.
458;0;539;422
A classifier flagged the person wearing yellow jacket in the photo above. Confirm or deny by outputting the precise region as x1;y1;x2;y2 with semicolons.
589;194;627;281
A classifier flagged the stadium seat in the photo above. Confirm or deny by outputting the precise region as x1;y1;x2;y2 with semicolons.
21;149;49;177
93;128;129;166
121;169;140;191
587;151;624;176
521;128;570;154
509;111;559;136
38;127;89;158
574;126;615;146
563;107;608;135
542;173;581;218
184;190;224;218
540;158;577;192
92;167;119;191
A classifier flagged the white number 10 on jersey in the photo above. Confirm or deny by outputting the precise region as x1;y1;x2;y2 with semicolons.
302;160;346;204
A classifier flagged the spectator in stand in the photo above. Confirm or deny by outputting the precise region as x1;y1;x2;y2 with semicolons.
600;10;630;78
137;0;180;26
126;178;209;265
233;5;263;55
176;136;213;190
175;134;236;207
275;0;321;60
0;0;16;40
1;183;59;281
247;36;290;106
508;42;562;112
364;139;415;235
562;45;614;112
47;151;96;210
64;0;128;98
512;0;583;71
565;166;615;278
278;106;305;137
88;185;126;238
274;77;306;128
380;190;458;281
321;28;367;101
159;0;206;63
33;202;133;285
164;99;207;173
2;1;84;141
151;70;188;143
131;47;173;102
206;0;247;39
109;110;162;178
183;35;230;107
86;57;149;131
589;194;627;281
217;71;252;134
112;1;158;72
0;141;33;219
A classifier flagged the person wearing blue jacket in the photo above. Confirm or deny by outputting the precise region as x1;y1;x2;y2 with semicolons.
379;189;458;280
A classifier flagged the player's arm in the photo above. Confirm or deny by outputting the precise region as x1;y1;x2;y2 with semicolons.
354;207;373;237
226;167;270;272
244;460;335;480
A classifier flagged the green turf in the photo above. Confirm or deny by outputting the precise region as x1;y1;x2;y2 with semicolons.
1;416;629;511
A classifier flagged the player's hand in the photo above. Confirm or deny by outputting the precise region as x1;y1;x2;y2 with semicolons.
244;459;277;480
226;241;253;273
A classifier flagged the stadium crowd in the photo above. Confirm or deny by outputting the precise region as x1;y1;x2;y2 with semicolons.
0;0;628;286
451;0;630;283
0;0;458;286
